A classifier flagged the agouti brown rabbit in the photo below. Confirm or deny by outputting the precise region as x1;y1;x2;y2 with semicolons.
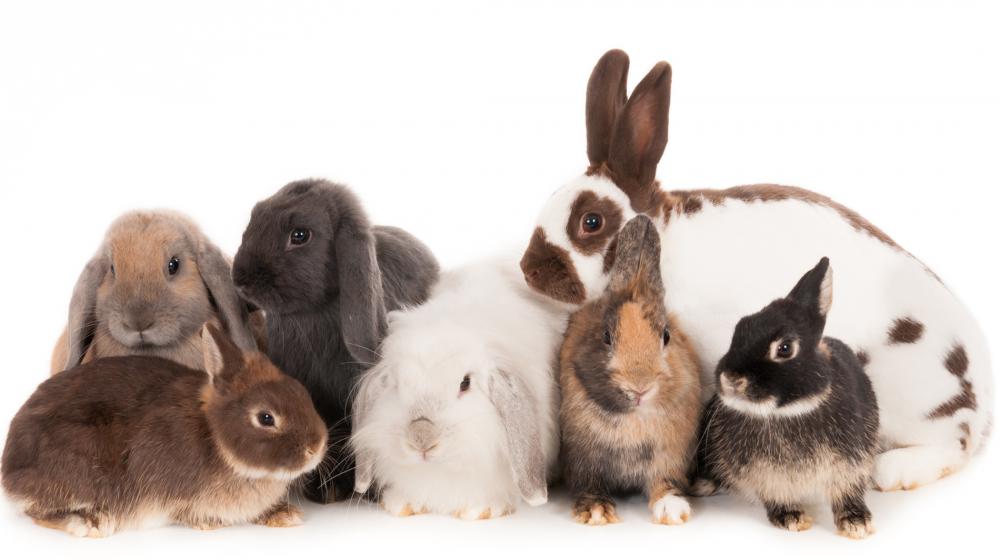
3;324;327;538
558;215;702;526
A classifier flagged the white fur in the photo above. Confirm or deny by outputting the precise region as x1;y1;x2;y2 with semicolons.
720;383;832;418
650;493;691;525
534;174;993;490
352;253;566;517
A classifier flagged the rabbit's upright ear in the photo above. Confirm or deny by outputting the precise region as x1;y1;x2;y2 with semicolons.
587;49;630;168
607;61;672;213
65;251;110;370
608;215;663;300
351;367;390;494
489;370;548;506
196;238;258;352
201;323;244;386
788;257;833;318
334;219;387;366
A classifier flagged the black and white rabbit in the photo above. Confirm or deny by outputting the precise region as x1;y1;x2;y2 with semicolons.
697;257;879;539
232;179;440;503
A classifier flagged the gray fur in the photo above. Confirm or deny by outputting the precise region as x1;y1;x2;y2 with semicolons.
489;370;548;504
232;179;440;503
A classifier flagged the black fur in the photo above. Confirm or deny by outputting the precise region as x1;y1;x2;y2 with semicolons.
697;257;879;534
232;179;439;503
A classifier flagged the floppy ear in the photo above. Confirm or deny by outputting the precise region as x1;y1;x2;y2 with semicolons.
607;61;672;212
489;370;548;506
201;323;244;386
334;221;387;366
65;251;110;370
351;368;390;494
788;257;833;318
586;49;630;168
607;215;663;300
196;239;258;352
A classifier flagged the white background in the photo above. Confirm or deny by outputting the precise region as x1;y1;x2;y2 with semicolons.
1;0;998;558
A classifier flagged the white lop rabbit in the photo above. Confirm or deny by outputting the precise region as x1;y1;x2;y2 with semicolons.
351;253;567;520
519;49;992;493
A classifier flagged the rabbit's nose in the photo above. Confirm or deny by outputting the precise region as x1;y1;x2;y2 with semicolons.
406;418;440;460
125;311;156;333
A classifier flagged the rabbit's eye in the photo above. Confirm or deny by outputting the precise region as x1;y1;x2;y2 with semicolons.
603;330;612;345
769;338;799;362
289;228;312;246
662;328;671;346
167;257;180;276
110;263;116;277
459;374;471;393
581;213;604;234
256;411;276;428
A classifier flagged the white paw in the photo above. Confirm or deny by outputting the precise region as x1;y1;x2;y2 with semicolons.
651;494;691;525
381;491;424;517
873;446;962;492
61;514;111;538
838;517;875;540
454;504;512;521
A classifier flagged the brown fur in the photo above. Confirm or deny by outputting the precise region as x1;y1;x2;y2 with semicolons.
520;227;586;304
51;211;258;375
926;344;977;419
567;190;624;255
887;316;925;345
4;325;326;537
559;217;702;522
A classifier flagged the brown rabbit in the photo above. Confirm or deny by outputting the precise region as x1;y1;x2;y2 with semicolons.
4;324;326;537
558;215;702;526
49;210;259;375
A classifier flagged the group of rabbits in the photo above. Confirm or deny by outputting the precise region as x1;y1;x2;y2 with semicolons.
2;50;992;540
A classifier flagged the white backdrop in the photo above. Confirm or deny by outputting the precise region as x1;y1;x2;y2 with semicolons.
1;1;997;558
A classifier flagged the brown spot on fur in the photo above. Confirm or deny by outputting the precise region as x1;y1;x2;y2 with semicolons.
567;190;624;256
887;317;924;345
926;344;977;419
520;228;586;304
944;344;969;376
959;422;971;451
659;185;899;248
856;350;870;367
817;340;832;360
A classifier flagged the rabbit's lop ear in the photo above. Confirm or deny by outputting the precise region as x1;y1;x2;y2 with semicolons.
607;61;672;212
489;370;548;506
351;369;390;494
608;215;663;298
65;251;110;370
587;49;630;168
335;221;387;366
196;239;258;352
788;257;833;318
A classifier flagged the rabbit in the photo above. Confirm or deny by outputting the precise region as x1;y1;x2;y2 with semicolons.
231;179;440;504
559;215;702;526
695;257;879;539
519;49;992;492
50;210;259;375
2;324;328;538
351;253;567;520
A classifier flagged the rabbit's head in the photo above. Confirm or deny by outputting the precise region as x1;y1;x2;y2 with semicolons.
232;179;386;363
715;257;835;417
352;316;547;506
520;49;671;306
200;324;328;480
65;211;256;370
563;215;683;414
